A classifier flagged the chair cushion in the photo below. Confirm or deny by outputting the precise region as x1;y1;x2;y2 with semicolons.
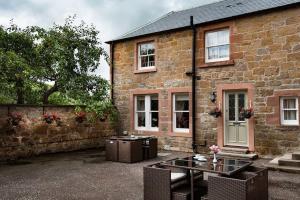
171;172;187;182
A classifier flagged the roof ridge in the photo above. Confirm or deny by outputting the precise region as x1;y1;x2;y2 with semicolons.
173;0;226;13
111;11;175;41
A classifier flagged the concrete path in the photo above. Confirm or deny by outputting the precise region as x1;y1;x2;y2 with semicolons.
0;150;299;200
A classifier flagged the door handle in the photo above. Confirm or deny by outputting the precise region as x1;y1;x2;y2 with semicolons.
233;122;240;125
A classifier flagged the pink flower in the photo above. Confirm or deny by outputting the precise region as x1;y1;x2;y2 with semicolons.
209;145;220;154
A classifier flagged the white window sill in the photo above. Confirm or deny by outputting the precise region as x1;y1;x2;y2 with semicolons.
134;67;157;74
205;57;230;63
173;128;189;133
135;127;159;132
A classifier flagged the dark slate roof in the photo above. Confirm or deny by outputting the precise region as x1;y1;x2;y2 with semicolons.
106;0;300;43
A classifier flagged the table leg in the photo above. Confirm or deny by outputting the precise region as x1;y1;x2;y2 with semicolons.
190;169;194;200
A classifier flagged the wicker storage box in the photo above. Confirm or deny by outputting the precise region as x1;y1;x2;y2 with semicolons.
118;140;143;163
105;139;118;161
208;172;257;200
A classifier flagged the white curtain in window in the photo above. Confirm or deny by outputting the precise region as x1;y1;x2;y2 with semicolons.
219;45;229;58
283;99;296;109
284;110;296;120
207;32;218;47
218;30;229;45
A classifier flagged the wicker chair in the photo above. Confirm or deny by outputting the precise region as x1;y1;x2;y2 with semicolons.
144;165;173;200
244;166;268;200
208;172;257;200
144;164;204;200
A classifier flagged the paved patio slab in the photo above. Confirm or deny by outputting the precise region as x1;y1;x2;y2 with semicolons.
0;149;299;200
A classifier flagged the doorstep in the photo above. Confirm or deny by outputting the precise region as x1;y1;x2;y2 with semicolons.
217;151;258;160
217;146;258;160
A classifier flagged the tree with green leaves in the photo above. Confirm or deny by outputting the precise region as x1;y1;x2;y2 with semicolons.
0;23;37;104
31;15;109;104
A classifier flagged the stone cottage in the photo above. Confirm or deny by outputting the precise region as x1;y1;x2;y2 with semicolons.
106;0;300;156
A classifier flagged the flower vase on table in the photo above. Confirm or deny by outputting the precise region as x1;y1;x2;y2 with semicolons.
209;145;220;163
213;153;218;163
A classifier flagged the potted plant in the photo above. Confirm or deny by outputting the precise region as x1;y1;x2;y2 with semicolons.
239;107;254;119
7;112;23;126
209;107;222;118
43;113;54;124
53;113;62;126
43;113;61;125
75;111;87;123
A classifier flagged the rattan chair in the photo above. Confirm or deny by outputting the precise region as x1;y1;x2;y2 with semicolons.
144;164;204;200
144;165;172;200
208;172;257;200
244;166;268;200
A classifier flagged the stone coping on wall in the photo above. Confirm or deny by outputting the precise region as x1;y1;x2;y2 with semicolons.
0;104;85;108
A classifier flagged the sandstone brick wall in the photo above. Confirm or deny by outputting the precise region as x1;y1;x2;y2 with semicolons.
113;6;300;155
0;105;116;160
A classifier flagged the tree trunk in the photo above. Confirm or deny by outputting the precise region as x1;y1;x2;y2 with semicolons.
43;84;58;104
16;78;24;104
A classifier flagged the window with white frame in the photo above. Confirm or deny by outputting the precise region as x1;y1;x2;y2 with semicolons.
205;28;230;63
138;42;155;69
280;97;299;125
173;94;189;133
135;95;159;131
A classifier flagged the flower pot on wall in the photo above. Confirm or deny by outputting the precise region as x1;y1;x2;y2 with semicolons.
7;113;23;127
45;118;53;124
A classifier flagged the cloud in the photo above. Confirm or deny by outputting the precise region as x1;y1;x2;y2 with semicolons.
0;0;219;80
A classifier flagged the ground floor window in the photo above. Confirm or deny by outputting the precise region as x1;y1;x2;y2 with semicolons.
173;93;189;133
280;97;299;126
135;95;159;131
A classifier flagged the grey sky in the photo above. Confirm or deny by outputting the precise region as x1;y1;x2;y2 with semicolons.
0;0;219;80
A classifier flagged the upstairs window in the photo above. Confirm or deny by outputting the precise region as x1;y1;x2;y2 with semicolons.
138;42;155;69
205;29;230;63
135;95;159;131
280;97;299;126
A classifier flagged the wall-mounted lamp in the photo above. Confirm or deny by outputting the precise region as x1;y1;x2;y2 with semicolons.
210;92;217;103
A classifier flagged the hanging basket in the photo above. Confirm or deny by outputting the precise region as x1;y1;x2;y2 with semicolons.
240;108;254;119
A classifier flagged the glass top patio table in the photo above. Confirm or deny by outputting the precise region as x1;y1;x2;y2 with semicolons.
160;156;253;176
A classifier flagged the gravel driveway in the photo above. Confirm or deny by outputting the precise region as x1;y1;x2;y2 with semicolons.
0;149;299;200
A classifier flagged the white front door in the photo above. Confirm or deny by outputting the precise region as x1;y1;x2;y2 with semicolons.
224;91;248;147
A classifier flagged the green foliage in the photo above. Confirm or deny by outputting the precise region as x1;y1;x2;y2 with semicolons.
48;92;79;105
0;16;109;105
85;100;118;124
0;23;37;104
30;15;109;104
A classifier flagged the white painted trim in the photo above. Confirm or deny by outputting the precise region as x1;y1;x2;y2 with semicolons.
280;97;299;126
138;43;155;69
173;94;189;133
135;95;159;131
205;28;230;63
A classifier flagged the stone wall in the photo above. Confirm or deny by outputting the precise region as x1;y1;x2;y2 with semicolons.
112;5;300;155
0;105;116;160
